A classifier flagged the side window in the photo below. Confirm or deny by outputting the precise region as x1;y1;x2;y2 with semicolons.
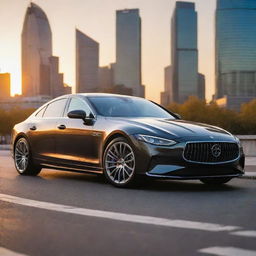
67;98;92;116
35;106;46;118
43;99;67;118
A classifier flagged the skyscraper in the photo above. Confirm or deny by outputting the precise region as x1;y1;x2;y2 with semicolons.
22;3;52;97
49;56;71;97
76;29;99;93
171;2;198;103
115;9;144;97
216;0;256;110
98;65;114;91
198;73;205;101
160;66;172;106
0;73;11;98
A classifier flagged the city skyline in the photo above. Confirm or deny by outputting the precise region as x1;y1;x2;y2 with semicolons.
0;0;216;103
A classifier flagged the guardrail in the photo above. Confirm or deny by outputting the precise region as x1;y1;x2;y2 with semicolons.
0;136;255;156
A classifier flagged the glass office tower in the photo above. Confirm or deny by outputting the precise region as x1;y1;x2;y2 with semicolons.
216;0;256;99
115;9;144;97
171;2;198;103
22;3;52;97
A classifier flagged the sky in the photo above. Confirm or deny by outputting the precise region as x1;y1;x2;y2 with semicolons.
0;0;216;103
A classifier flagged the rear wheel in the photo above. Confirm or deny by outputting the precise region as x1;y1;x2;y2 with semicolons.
200;177;232;185
103;137;136;188
14;137;41;176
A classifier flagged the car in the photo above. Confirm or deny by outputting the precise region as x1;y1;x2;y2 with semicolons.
11;93;245;187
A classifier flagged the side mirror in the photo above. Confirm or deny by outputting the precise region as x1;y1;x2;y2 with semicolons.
174;113;181;119
67;110;94;125
67;110;86;121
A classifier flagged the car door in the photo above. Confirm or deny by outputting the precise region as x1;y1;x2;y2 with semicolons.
54;96;103;169
28;98;68;162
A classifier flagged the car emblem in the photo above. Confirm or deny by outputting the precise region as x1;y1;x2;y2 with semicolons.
211;144;221;158
210;136;214;139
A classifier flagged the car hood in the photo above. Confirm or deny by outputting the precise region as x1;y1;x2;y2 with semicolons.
112;117;234;140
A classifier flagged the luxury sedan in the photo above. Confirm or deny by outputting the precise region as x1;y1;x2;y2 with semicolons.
11;93;245;187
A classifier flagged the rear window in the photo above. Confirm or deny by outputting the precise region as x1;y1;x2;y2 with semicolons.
43;99;67;118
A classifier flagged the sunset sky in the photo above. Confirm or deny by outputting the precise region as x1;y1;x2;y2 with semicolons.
0;0;216;103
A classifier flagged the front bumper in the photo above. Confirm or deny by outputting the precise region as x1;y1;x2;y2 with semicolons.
131;136;245;179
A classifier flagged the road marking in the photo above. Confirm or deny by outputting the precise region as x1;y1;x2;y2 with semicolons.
0;193;240;232
0;247;28;256
230;230;256;238
198;246;256;256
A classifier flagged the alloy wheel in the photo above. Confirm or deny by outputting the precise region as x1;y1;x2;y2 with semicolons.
15;139;29;173
105;141;135;185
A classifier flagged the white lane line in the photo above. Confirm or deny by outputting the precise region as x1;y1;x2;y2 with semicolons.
0;247;28;256
198;247;256;256
0;193;239;232
230;230;256;238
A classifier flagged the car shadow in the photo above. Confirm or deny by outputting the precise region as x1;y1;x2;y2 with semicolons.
139;178;243;192
18;168;243;193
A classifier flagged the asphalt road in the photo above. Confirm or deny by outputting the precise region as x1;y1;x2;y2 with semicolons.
0;151;256;256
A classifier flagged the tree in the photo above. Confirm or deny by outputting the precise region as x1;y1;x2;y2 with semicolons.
167;96;254;135
0;108;35;136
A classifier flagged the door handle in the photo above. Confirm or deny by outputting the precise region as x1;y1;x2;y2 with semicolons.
30;125;37;131
57;124;66;130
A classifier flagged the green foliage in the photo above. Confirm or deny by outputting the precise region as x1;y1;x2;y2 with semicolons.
0;108;35;135
167;96;255;135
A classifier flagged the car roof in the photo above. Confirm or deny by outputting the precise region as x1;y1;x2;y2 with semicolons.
63;93;144;100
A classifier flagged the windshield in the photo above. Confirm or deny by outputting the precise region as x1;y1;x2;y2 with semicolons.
87;96;175;118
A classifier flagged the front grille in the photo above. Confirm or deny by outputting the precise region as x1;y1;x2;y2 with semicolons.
183;142;239;163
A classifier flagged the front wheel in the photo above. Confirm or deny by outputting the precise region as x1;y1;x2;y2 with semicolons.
14;137;41;176
103;137;137;188
200;177;232;185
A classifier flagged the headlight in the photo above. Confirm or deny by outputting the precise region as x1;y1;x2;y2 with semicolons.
135;134;177;146
234;136;241;146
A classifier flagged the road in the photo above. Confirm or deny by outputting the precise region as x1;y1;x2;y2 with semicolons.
0;150;256;256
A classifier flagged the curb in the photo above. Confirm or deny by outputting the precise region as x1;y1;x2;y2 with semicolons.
238;173;256;180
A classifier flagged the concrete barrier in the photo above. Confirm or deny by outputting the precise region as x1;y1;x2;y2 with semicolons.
237;135;256;157
1;136;256;157
0;145;11;151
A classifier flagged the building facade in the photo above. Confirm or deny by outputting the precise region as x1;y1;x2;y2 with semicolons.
198;73;205;101
171;2;199;103
0;95;51;110
216;0;256;109
49;56;71;97
98;65;114;91
76;29;99;93
21;3;68;99
0;73;11;98
22;3;52;97
160;66;172;106
115;9;144;97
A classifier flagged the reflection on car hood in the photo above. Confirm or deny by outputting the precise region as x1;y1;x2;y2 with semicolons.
114;117;232;139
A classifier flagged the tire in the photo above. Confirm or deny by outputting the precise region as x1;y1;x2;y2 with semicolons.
14;137;41;176
103;137;137;188
200;177;232;185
